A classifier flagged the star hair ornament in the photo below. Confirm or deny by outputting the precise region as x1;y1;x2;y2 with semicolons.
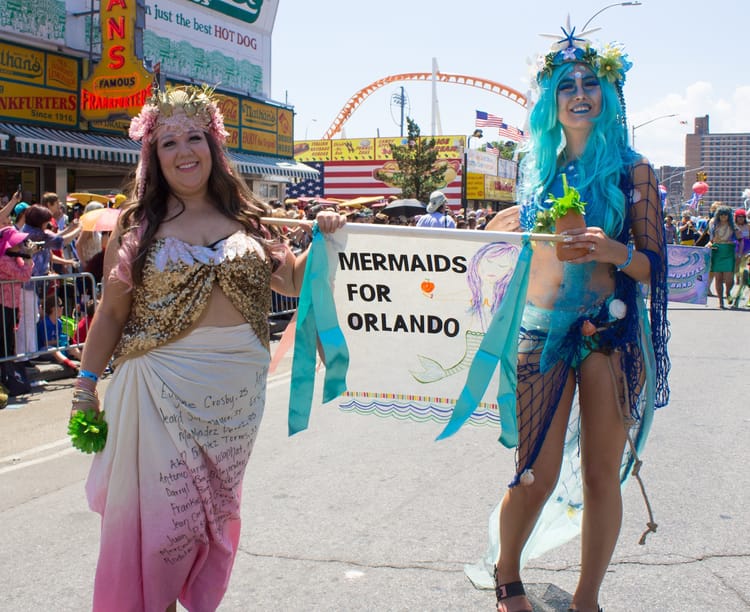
129;84;230;199
532;15;632;89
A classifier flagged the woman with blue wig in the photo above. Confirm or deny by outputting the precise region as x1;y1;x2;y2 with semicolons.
474;19;671;612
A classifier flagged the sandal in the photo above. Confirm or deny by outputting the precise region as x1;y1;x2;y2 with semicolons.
494;567;532;612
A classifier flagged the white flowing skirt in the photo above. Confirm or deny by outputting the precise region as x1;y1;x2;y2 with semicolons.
86;324;269;612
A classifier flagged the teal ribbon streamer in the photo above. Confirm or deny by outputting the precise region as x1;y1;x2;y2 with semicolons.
436;236;532;446
288;226;349;435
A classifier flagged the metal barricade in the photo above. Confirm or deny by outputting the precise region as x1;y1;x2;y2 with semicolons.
268;291;298;335
0;272;98;364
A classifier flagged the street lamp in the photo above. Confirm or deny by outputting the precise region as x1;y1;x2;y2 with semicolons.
582;1;642;31
631;113;678;148
462;128;483;217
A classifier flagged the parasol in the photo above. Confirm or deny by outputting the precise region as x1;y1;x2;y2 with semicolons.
67;192;110;205
79;207;121;232
381;198;426;218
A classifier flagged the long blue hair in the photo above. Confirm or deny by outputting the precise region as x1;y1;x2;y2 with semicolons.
519;63;640;237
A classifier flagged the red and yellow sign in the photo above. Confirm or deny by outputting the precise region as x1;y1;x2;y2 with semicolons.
0;41;80;127
430;135;464;159
331;138;375;161
215;93;240;127
375;137;407;160
80;0;152;122
241;100;277;131
46;55;78;91
484;176;516;202
241;129;277;155
277;108;293;157
0;42;45;85
225;126;240;149
0;82;77;126
293;139;332;161
465;172;486;200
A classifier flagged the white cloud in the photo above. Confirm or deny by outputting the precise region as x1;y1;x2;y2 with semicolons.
632;81;750;167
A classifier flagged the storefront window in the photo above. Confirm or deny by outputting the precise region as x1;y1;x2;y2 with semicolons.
0;167;39;203
256;182;280;201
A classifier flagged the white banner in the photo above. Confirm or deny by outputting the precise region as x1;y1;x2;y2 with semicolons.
317;225;524;423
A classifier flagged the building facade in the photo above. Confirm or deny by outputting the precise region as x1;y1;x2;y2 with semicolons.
684;115;750;212
0;0;315;204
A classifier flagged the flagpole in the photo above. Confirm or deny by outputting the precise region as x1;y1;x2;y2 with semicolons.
261;217;568;243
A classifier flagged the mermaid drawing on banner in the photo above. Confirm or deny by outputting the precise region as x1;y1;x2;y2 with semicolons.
411;241;519;383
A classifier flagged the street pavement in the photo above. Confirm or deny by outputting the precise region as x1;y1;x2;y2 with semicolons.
1;299;749;611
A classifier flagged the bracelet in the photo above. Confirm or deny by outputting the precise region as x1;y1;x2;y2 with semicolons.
77;369;99;383
616;243;634;271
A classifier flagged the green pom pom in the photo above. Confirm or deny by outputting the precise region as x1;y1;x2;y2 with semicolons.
68;409;108;454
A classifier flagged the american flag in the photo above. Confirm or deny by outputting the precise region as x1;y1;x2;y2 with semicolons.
475;110;504;128
497;123;526;142
285;162;325;198
485;142;500;156
286;160;463;207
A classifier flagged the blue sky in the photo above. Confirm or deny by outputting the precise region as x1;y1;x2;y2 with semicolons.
271;0;747;168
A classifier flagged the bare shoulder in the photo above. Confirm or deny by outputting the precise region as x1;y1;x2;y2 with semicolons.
631;157;656;183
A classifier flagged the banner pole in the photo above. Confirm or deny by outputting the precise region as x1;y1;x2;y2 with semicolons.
260;217;568;243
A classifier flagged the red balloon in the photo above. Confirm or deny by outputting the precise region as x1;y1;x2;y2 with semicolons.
692;181;709;195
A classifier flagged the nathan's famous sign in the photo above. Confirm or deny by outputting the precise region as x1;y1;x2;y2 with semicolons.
80;0;152;122
0;41;79;127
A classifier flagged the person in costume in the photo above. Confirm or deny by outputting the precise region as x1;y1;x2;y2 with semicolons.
479;19;670;612
732;208;749;288
707;205;739;308
70;84;345;612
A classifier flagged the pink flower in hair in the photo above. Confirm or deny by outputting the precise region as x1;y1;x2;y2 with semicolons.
129;105;160;142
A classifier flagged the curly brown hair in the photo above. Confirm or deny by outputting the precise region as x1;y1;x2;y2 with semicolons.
119;131;280;285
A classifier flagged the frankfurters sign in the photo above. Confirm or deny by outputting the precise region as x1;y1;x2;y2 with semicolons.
80;0;153;122
0;41;79;127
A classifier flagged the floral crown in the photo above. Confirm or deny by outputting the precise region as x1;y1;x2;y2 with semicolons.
128;84;230;200
129;84;228;144
534;16;632;87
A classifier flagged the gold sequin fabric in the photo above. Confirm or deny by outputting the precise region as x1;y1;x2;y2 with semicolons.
114;230;272;361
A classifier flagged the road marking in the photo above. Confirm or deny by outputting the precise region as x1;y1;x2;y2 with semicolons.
0;371;293;475
0;437;71;465
0;446;78;476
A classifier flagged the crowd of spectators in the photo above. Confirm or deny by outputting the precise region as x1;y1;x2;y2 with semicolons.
664;201;750;307
5;185;743;404
0;187;108;404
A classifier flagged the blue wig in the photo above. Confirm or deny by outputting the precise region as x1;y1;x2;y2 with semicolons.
519;62;640;237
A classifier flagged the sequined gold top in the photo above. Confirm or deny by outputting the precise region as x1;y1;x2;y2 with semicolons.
113;230;272;361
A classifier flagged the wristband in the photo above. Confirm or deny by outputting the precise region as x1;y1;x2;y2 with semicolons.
78;369;99;383
616;243;634;271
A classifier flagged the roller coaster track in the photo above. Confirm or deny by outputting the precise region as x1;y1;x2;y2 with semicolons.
323;72;528;140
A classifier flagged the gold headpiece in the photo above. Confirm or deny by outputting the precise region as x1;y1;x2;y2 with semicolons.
128;84;230;199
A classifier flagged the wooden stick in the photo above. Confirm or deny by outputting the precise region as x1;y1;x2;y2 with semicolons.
260;217;568;243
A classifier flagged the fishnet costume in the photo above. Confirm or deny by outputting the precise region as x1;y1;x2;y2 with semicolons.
462;162;672;588
511;160;670;498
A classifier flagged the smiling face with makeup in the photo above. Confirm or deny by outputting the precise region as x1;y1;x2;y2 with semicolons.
556;64;602;137
155;125;213;200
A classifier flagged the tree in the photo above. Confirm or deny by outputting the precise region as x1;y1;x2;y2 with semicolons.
483;140;517;160
388;117;447;203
